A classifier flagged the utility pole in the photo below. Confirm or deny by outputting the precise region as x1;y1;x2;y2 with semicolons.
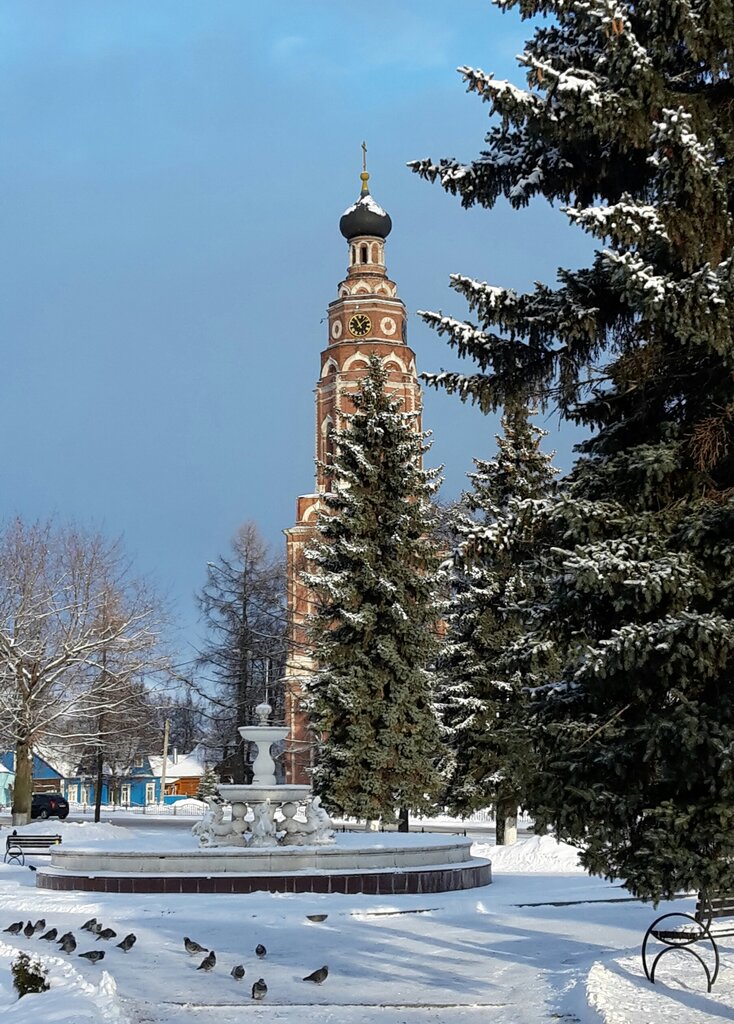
160;718;170;806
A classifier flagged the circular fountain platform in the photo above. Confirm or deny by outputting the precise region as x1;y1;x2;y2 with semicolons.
36;832;491;895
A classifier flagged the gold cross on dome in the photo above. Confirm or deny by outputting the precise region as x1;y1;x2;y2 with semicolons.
360;141;369;193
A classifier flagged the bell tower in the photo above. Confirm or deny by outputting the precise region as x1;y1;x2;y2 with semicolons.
284;154;422;784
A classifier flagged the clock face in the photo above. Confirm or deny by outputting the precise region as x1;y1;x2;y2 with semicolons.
331;319;343;340
348;313;372;338
380;316;397;336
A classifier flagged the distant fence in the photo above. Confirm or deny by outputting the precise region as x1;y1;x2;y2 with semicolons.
66;802;206;817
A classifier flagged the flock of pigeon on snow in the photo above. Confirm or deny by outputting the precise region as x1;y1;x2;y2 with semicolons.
3;915;135;963
184;936;328;999
4;916;329;1001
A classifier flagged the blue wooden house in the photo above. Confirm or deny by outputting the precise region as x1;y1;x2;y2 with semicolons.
63;749;205;807
0;750;65;794
63;755;157;807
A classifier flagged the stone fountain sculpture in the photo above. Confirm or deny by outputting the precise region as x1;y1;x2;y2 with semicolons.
193;702;334;848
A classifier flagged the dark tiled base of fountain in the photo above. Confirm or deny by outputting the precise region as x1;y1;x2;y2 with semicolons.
37;861;490;895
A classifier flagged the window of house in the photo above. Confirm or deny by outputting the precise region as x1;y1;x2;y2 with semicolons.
120;784;131;805
146;783;156;805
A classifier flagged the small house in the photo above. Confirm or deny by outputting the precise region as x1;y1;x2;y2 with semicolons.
63;747;206;807
0;762;13;807
0;749;65;794
149;747;206;802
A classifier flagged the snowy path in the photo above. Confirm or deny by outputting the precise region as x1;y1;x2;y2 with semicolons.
2;825;734;1022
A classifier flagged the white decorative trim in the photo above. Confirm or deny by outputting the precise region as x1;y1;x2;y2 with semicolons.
385;350;408;372
380;316;397;336
342;352;370;372
331;320;343;340
321;358;338;378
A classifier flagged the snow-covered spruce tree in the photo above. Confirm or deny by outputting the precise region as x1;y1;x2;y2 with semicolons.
196;765;220;802
438;403;557;844
411;3;734;899
305;355;443;826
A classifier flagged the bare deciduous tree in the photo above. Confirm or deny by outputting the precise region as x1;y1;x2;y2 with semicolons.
0;518;167;824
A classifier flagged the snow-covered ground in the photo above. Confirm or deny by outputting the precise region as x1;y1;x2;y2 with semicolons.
0;821;731;1023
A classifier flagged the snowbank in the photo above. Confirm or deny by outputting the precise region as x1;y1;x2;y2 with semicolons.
6;821;132;843
475;834;586;873
0;941;128;1023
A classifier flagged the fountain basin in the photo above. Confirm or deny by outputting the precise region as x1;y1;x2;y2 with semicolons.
217;784;311;804
35;832;491;895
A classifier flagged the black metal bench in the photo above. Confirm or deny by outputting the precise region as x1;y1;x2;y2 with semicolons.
4;830;62;866
642;891;734;991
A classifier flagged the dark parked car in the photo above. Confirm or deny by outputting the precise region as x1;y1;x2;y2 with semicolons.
31;793;69;820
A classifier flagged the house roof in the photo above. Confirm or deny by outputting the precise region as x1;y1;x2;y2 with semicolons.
148;745;206;782
34;741;78;779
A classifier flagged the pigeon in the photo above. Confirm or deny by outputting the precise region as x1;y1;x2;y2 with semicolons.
57;931;74;944
23;921;34;938
33;919;46;934
59;935;77;954
255;943;267;959
231;964;245;980
91;922;103;935
197;951;216;971
96;928;117;941
251;978;267;1000
303;965;329;984
4;921;23;935
39;928;58;941
79;950;105;964
81;918;97;932
116;933;136;952
184;936;208;954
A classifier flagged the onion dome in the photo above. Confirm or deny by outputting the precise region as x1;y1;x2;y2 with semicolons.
339;170;392;240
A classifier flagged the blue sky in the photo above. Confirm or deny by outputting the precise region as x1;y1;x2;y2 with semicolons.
1;1;591;659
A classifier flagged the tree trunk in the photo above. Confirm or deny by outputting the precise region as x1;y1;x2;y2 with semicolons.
495;796;518;846
12;739;32;825
397;805;410;833
94;747;103;824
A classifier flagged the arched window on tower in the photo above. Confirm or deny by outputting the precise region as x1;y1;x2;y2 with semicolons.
360;244;368;264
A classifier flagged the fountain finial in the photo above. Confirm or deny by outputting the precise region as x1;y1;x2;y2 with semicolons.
255;702;272;726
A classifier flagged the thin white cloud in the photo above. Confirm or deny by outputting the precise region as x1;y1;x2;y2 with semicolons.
271;35;307;62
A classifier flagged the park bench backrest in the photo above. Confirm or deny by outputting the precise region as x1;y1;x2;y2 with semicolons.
5;833;62;848
696;893;734;921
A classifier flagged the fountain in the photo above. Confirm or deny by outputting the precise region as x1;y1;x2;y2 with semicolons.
35;705;491;896
194;702;334;848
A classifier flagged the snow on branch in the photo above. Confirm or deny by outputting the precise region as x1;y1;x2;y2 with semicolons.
565;198;670;246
